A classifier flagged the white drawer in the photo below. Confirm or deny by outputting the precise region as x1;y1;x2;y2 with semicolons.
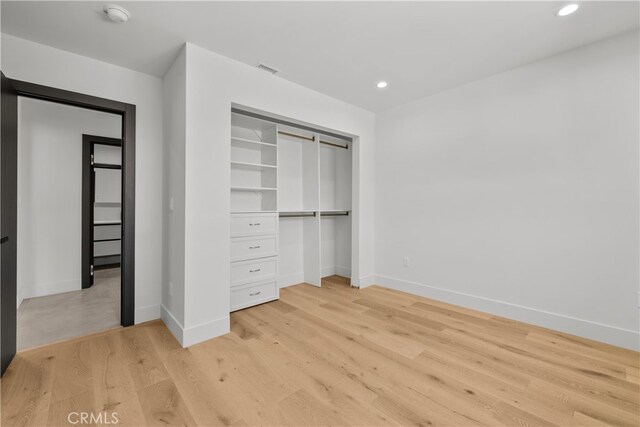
231;256;277;286
231;213;277;237
231;235;277;262
231;280;278;312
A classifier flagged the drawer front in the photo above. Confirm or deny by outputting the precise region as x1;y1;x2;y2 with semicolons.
231;214;277;237
231;235;277;262
231;257;277;286
231;280;278;311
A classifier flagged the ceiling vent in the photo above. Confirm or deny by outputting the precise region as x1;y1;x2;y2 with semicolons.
257;62;279;75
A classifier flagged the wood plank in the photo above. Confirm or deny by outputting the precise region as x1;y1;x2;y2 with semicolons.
89;332;146;426
2;277;638;426
136;378;197;426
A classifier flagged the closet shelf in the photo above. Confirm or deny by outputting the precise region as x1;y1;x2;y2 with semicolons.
94;220;121;226
94;238;121;243
231;186;277;192
230;161;277;170
93;163;122;170
94;201;121;207
231;137;277;148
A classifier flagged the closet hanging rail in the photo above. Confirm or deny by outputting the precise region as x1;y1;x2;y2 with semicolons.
278;130;348;150
279;211;317;218
278;130;315;142
320;211;349;217
320;140;348;150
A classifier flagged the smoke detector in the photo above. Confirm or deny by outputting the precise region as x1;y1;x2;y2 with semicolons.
103;4;131;23
257;62;279;75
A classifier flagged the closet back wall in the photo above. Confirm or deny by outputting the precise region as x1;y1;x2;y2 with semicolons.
17;98;121;304
375;31;639;350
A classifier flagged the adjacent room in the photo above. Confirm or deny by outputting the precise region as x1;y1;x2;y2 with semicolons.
1;1;638;426
16;98;123;350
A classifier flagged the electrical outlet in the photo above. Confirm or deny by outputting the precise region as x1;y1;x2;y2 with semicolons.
169;281;174;297
169;197;174;212
403;257;410;268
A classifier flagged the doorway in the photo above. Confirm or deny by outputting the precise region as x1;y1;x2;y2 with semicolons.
82;135;123;289
0;75;136;375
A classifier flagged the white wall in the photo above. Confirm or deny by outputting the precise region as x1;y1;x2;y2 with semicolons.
375;31;639;350
2;34;164;323
161;46;187;340
17;98;120;303
162;43;376;346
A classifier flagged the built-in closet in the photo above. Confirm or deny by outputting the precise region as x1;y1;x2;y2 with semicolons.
230;110;353;311
93;143;122;270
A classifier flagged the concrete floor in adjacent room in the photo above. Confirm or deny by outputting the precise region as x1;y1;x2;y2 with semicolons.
17;268;120;350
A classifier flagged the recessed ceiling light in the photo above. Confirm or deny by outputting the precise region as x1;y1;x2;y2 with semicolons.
557;4;579;17
103;4;131;23
377;81;388;89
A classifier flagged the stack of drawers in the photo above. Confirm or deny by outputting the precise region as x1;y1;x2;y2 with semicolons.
230;213;279;311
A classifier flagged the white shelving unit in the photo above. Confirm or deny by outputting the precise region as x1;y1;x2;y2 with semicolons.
230;110;353;312
230;113;279;311
231;113;278;213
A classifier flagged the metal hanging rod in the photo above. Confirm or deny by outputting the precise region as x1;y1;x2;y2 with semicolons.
279;211;317;218
278;130;315;142
277;130;348;150
320;140;348;150
233;108;351;142
320;211;350;217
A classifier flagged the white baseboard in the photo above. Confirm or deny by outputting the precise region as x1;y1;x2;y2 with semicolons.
321;266;352;278
182;316;230;347
136;304;161;324
281;268;353;287
161;304;184;344
321;266;336;277
335;266;352;278
22;279;81;300
375;275;639;351
278;272;304;288
357;275;376;289
160;304;230;347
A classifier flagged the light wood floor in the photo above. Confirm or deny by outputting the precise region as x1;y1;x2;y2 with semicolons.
2;276;638;426
17;268;120;350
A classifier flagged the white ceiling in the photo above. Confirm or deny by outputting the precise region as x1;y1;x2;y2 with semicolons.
2;1;638;112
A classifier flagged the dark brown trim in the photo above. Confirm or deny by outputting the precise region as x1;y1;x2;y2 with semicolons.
13;79;136;328
121;104;136;327
1;72;18;376
81;135;93;289
83;135;122;146
11;80;126;114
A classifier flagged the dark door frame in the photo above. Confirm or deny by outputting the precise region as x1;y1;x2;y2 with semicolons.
1;73;19;376
4;79;136;347
82;135;123;289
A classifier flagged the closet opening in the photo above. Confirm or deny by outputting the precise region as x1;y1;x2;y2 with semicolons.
229;108;355;312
